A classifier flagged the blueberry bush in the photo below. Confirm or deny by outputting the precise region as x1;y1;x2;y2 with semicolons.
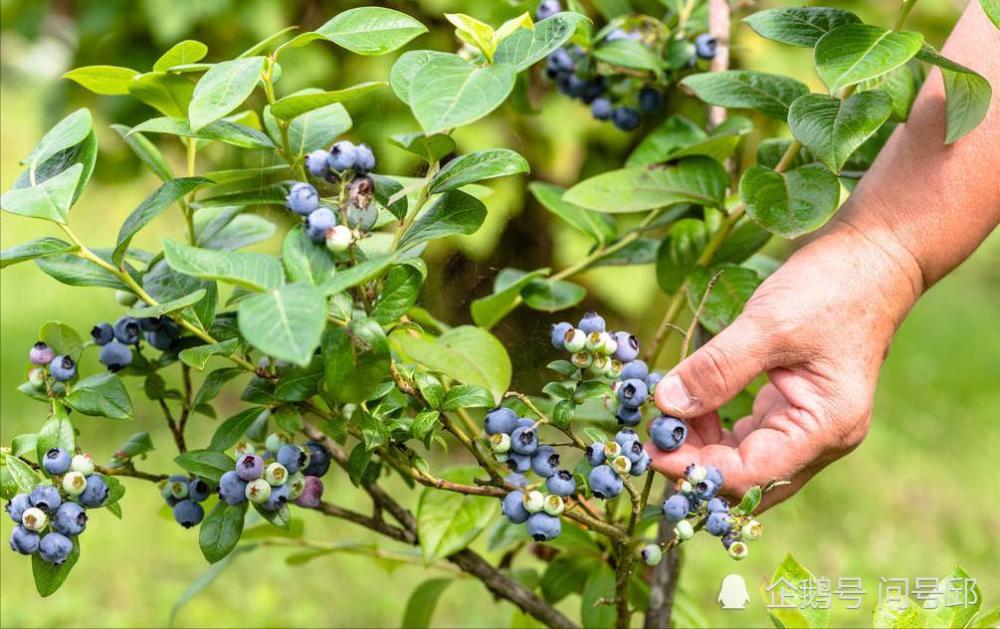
1;1;996;627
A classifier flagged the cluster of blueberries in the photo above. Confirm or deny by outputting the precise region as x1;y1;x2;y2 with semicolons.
27;341;77;386
216;435;330;513
660;463;761;560
536;0;718;130
6;449;109;564
91;313;181;371
285;139;379;253
160;474;214;528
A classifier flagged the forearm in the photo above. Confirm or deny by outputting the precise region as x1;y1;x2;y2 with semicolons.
834;1;1000;291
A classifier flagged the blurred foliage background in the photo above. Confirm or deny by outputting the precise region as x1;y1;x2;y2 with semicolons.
1;0;997;627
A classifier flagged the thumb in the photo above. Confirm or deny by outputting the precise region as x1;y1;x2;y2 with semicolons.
654;316;773;418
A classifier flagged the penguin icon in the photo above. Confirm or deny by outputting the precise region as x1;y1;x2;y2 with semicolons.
718;574;750;610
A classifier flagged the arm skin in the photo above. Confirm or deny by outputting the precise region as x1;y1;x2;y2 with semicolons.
647;2;1000;510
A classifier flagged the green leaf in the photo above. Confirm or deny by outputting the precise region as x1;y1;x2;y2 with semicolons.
0;237;74;269
372;264;423;325
916;46;992;144
32;537;80;596
446;13;498;62
429;149;528;193
197;211;274;251
581;564;616;628
417;466;495;561
686;265;762;334
1;163;82;224
323;320;390;403
273;358;324;402
715;220;772;265
320;254;395;296
471;268;549;329
35;252;128;290
315;7;426;55
36;415;75;467
740;164;841;238
12;127;96;206
542;555;596;603
409;55;516;134
12;434;37;458
110;124;173;182
627;115;706;167
113;177;209;265
593;38;663;72
130;116;274;149
128;72;195;118
22;109;92;170
270;82;385;120
388;132;456;163
193;367;244;406
264;98;352;156
391;326;511;403
389;50;452;105
564;156;729;213
282;225;335;287
153;40;208;72
681;71;809;120
788;91;893;173
188;56;266;132
164;239;284;291
112;432;154;461
410;410;440;440
763;555;830;629
402;578;453;629
3;454;41;493
63;65;140;95
442;384;495;410
814;24;923;93
238;283;327;366
494;12;588;71
199;501;247;563
738;485;762;514
981;0;1000;28
175;449;236;483
143;258;218;330
872;598;934;628
372;174;409;220
397;189;487;250
252;502;292;530
743;7;860;48
970;605;1000;629
39;321;83;361
528;182;615;244
179;338;239;370
65;373;133;420
522;278;586;312
920;566;982;628
657;219;708;294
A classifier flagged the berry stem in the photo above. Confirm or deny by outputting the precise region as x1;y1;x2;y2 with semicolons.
391;161;440;251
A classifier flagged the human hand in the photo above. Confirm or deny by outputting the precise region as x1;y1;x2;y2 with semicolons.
646;221;925;511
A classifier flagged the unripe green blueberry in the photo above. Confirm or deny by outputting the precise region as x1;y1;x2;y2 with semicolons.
571;351;592;369
61;471;88;496
28;368;46;389
265;432;288;453
115;290;138;306
245;478;272;504
585;331;602;352
597;332;617;356
70;454;95;475
603;441;623;460
612;455;632;476
494;452;509;464
523;490;545;513
742;519;762;541
287;472;306;499
233;441;255;457
22;507;48;532
326;225;354;252
679;480;693;494
543;494;565;516
608;360;623;379
590;354;611;376
640;544;662;566
563;329;587;353
674;519;694;540
728;541;749;560
265;462;289;486
168;478;189;500
687;465;707;483
490;432;511;454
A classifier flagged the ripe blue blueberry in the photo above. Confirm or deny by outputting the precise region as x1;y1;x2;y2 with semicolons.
286;182;320;216
188;478;212;502
535;0;562;20
612;107;641;131
277;444;307;474
353;144;376;173
580;79;604;104
327;141;358;171
694;479;718;500
29;342;54;365
501;490;530;524
137;315;161;332
615;405;642;427
510;427;539;455
52;502;88;536
261;483;291;511
516;417;535;430
526;512;562;541
144;318;180;351
306;149;330;177
611;332;639;362
639;86;663;113
484;407;518;435
620;360;649;381
705;511;733;536
505;473;529;488
90;323;114;346
591;97;613;120
546;469;577;496
646;372;663;390
550;48;574;73
49;355;77;382
306;207;337;243
578;312;606;334
173;499;205;528
99;340;133;372
530;446;560;478
42;448;72;476
29;485;61;513
706;465;724;488
218;470;248;505
707;497;729;513
630;451;651;476
662;494;690;522
588;465;623;499
294;475;324;508
79;474;109;507
616;378;648;409
615;430;645;464
6;494;30;524
301;441;331;477
113;316;142;345
550;321;573;349
9;526;40;555
694;34;717;60
235;453;264;481
38;532;73;565
650;416;688;452
721;530;740;550
506;452;532;473
585;443;605;466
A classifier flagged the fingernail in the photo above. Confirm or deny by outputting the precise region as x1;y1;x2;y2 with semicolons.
658;374;695;413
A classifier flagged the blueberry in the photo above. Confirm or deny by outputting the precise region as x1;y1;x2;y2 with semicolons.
49;355;77;382
728;541;749;560
615;430;645;464
612;107;641;131
79;474;109;507
694;479;718;500
42;448;72;476
620;360;649;381
630;451;651;476
235;454;264;481
99;340;133;371
591;97;613;120
608;332;638;363
353;144;376;174
550;322;573;349
578;312;605;334
561;74;586;98
265;433;288;453
52;502;88;536
721;530;740;550
276;445;306;475
546;469;576;496
173;499;205;528
327;141;358;172
515;417;535;430
38;532;73;565
580;79;604;104
90;323;114;346
639;86;663;113
544;56;561;79
264;462;289;486
510;427;539;455
306;207;337;243
646;372;663;390
650;416;688;452
301;441;331;477
71;454;95;475
144;318;180;351
295;475;325;508
245;478;272;504
62;471;88;496
29;341;55;366
346;203;378;231
167;475;190;500
29;486;61;513
505;473;529;488
501;490;530;524
9;526;40;555
571;351;593;369
585;443;606;466
286;182;320;216
588;465;623;499
348;175;375;209
686;465;707;483
138;315;163;333
491;432;512;454
615;405;642;427
563;329;587;353
662;494;690;522
113;316;142;345
535;0;562;20
742;519;763;540
617;378;648;409
325;225;354;252
306;150;330;177
706;511;733;536
526;512;561;541
21;507;48;532
506;451;532;473
530;446;560;478
675;519;695;540
707;497;729;513
261;483;291;511
218;470;248;505
28;367;46;389
188;478;212;502
640;544;662;566
484;407;518;435
694;34;717;60
550;48;575;73
6;494;31;524
706;465;724;488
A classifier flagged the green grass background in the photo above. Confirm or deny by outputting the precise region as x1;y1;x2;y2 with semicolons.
2;1;998;627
